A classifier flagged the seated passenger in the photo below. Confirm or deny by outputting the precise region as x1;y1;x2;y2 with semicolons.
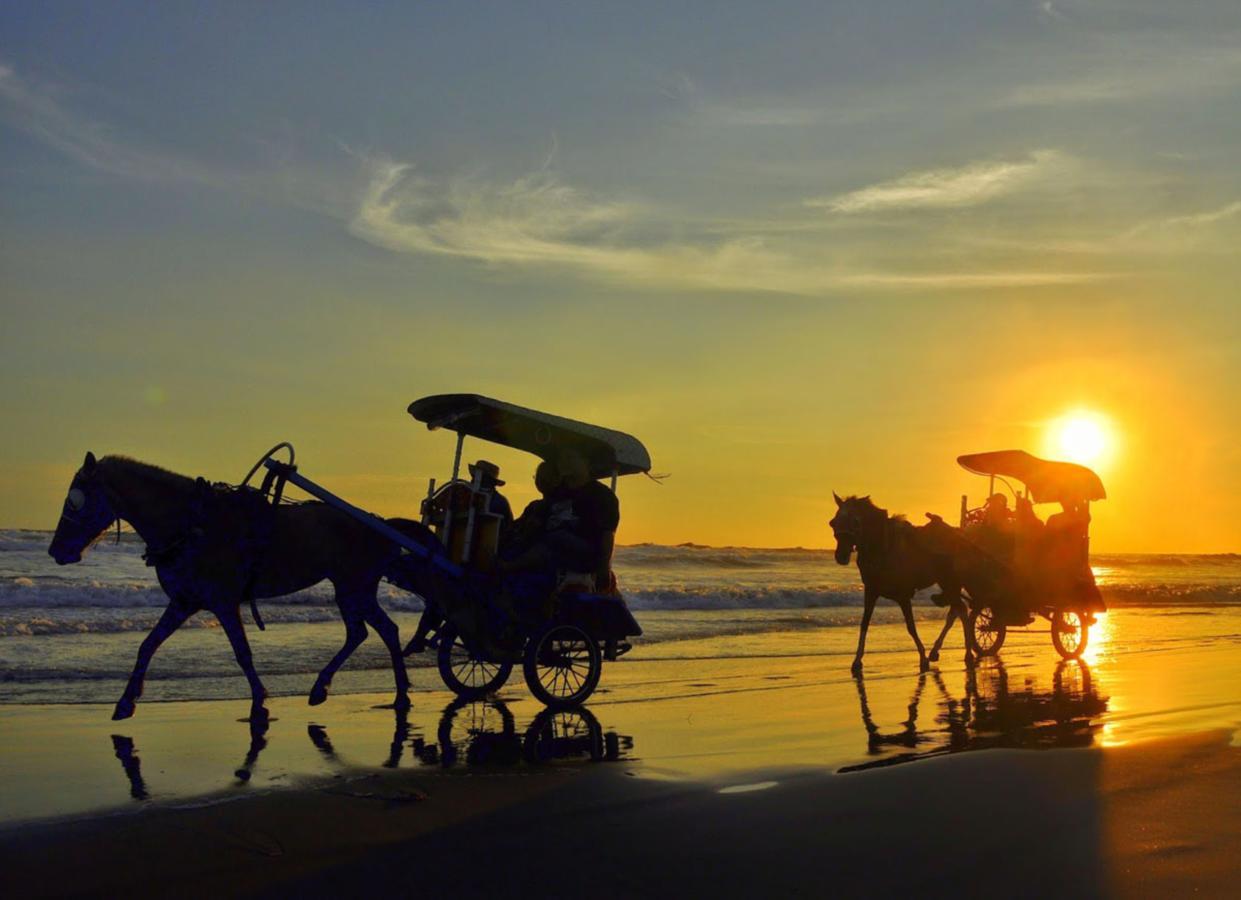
1012;495;1044;580
501;461;563;557
499;448;619;590
1043;498;1091;573
550;447;620;589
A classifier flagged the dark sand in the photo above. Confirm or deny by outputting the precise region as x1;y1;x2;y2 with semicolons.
3;613;1240;898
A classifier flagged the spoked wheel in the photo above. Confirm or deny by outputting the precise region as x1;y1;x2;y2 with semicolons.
967;605;1008;657
1050;609;1089;660
1053;658;1092;698
436;699;518;768
523;624;602;709
437;625;512;699
523;707;605;764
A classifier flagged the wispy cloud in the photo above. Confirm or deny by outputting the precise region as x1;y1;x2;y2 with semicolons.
838;270;1111;289
1120;200;1241;246
348;156;1111;294
1;59;1117;297
808;150;1067;214
0;61;221;185
348;158;840;293
1002;42;1241;108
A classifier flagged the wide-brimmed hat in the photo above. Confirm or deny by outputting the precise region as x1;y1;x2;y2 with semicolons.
468;459;504;486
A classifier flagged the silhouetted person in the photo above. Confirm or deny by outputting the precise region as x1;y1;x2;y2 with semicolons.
469;459;513;527
501;460;564;558
499;449;619;593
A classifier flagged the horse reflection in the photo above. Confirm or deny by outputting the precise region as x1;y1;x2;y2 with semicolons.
110;716;273;800
234;716;271;782
308;706;414;769
854;672;935;757
844;659;1107;771
111;735;149;800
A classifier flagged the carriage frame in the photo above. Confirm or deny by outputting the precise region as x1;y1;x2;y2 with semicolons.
953;450;1107;661
262;394;647;708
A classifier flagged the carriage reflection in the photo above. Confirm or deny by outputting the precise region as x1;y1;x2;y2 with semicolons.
416;700;632;768
844;659;1107;771
109;701;631;802
305;700;631;769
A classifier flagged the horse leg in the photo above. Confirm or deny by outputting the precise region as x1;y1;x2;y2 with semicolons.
958;599;977;668
360;592;411;710
898;599;930;672
310;609;368;706
113;603;192;720
928;606;957;663
215;605;269;721
852;589;878;676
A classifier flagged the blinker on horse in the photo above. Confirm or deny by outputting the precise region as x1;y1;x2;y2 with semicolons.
49;452;429;721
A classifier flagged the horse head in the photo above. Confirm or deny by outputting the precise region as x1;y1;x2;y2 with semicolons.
829;492;884;566
48;452;118;564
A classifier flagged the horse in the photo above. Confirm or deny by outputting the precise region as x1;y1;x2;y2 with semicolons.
829;493;974;675
48;452;438;721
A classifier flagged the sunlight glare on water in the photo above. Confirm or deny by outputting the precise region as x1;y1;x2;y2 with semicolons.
1081;611;1112;668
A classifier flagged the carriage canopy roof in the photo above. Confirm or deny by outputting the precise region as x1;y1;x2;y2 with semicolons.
408;394;652;479
957;450;1106;503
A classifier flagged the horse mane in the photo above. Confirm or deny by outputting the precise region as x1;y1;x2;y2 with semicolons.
99;455;197;490
840;495;897;521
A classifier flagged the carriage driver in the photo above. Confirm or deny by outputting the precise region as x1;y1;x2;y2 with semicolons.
468;459;514;530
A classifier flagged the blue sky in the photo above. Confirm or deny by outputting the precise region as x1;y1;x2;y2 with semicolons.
3;1;1240;549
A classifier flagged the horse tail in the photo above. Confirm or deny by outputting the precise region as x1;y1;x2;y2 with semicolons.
249;595;266;631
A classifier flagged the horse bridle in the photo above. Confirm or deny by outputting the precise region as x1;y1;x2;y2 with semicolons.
58;475;121;545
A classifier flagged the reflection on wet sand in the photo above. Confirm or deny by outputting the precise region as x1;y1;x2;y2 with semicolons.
844;659;1108;772
235;717;271;782
422;700;632;769
109;702;633;801
110;735;148;800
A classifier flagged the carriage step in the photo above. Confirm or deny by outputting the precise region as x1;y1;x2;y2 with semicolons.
402;627;443;657
604;640;633;661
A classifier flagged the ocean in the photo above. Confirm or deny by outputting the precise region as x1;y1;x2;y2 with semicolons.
2;528;1239;704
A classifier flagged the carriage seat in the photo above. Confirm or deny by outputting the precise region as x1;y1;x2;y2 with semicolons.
555;529;619;595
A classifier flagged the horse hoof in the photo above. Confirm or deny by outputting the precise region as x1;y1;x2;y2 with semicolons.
928;649;940;662
393;694;411;711
112;699;135;721
249;705;270;723
919;659;930;673
308;684;328;706
850;660;864;677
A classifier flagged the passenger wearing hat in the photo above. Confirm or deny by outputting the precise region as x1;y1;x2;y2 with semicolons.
468;459;513;527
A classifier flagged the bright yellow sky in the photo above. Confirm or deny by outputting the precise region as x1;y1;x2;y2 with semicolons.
3;5;1240;552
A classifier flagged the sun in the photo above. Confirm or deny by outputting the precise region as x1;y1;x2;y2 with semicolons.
1046;410;1116;468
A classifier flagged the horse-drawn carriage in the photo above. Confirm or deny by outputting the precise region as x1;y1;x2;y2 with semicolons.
953;450;1107;661
260;394;647;709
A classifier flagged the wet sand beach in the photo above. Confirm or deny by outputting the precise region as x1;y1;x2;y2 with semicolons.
3;610;1241;897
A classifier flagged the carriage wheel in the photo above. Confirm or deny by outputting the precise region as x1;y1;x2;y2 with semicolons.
436;698;516;768
523;624;602;709
1050;610;1089;660
967;606;1007;657
523;707;605;763
437;626;512;699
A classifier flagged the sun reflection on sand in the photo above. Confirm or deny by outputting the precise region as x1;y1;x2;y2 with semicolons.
1082;611;1113;668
